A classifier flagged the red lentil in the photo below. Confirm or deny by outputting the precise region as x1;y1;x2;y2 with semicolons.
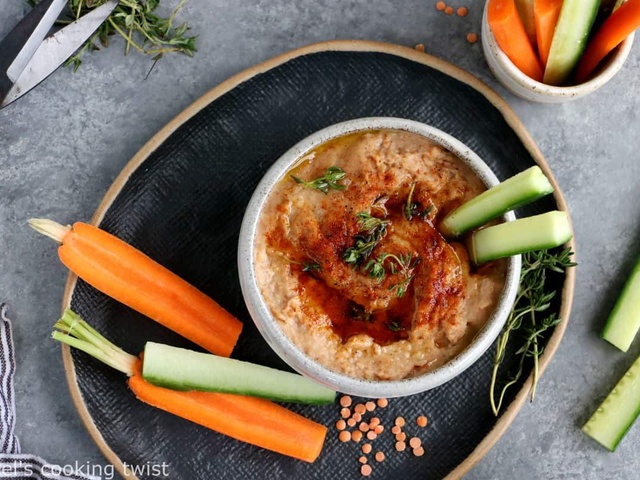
340;408;351;419
375;451;385;462
362;443;373;454
365;401;376;412
416;415;428;428
354;404;366;415
445;6;454;14
340;395;352;408
366;431;377;441
361;465;373;476
374;425;384;434
336;419;346;430
466;32;478;43
339;431;351;442
352;430;364;442
457;6;468;17
395;441;406;452
376;398;388;408
347;418;357;427
391;425;401;435
436;1;446;11
413;446;425;457
409;437;422;449
395;417;406;427
359;456;368;464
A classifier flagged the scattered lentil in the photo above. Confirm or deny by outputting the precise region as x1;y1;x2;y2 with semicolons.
359;456;368;464
436;1;446;11
339;431;351;442
354;404;367;415
457;6;468;17
409;437;422;449
352;430;364;442
340;395;353;408
336;419;346;431
362;443;373;454
414;43;426;52
395;417;406;427
366;431;377;441
365;401;376;412
376;398;388;408
352;413;362;422
466;32;478;43
416;416;428;428
361;465;373;477
375;451;386;462
413;446;425;457
391;425;401;435
340;408;351;419
444;6;454;14
359;422;370;432
369;417;381;428
374;425;384;434
395;432;406;442
395;441;407;452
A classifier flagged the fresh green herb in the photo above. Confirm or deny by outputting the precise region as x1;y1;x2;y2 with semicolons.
403;183;434;221
278;253;321;273
291;166;347;194
343;213;389;265
302;261;321;272
387;320;403;332
363;252;418;298
489;247;576;415
404;183;418;221
28;0;197;71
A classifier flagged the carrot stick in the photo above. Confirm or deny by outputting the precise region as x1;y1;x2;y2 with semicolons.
52;310;327;463
534;0;563;67
488;0;544;81
30;219;243;357
574;0;640;83
128;364;327;463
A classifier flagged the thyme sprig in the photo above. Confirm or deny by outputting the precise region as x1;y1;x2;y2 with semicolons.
291;166;347;194
29;0;197;71
343;213;389;265
364;252;418;298
489;247;576;415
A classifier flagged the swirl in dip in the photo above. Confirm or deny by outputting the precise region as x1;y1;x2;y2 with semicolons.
255;130;507;381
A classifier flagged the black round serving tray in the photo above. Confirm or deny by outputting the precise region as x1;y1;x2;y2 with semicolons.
62;41;575;480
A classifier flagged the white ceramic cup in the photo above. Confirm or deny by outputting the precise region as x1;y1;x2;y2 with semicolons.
481;2;634;103
238;117;521;398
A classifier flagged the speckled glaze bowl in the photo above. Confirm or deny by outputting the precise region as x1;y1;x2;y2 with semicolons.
481;2;634;103
238;117;521;398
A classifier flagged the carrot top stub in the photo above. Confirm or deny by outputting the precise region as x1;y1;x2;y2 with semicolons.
29;219;243;357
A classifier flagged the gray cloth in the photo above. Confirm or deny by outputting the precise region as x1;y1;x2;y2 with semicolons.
0;304;99;480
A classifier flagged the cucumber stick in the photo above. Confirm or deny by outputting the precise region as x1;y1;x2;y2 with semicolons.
470;210;572;265
543;0;600;85
142;342;336;405
602;255;640;352
440;166;554;238
582;354;640;451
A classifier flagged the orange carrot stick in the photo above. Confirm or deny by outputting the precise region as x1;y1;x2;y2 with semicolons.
30;219;243;357
52;310;327;463
488;0;544;81
574;0;640;83
128;365;327;463
534;0;563;67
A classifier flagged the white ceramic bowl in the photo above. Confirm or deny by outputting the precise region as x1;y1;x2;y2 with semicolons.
481;2;634;103
238;118;521;398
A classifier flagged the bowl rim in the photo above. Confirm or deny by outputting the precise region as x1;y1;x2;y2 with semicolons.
237;117;522;398
481;0;635;96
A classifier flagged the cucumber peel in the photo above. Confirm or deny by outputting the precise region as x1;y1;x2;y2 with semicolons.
583;354;640;451
543;0;600;85
602;255;640;352
469;210;572;265
142;342;336;405
440;166;554;238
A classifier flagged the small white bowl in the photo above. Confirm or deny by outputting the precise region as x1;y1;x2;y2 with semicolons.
238;118;521;398
481;2;634;103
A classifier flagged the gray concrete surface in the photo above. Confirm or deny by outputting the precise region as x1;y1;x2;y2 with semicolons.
1;1;639;479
